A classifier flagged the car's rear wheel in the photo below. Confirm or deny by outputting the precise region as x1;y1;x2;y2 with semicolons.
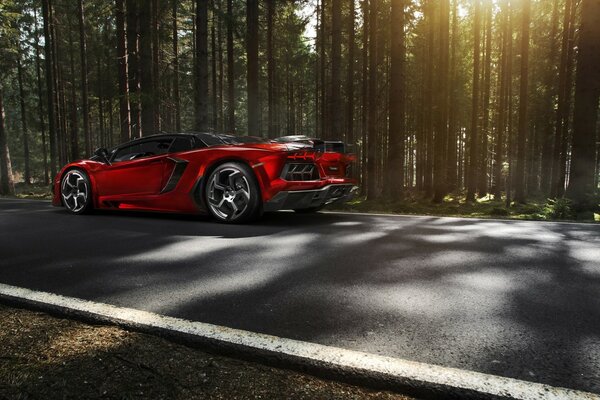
61;169;93;214
205;162;261;223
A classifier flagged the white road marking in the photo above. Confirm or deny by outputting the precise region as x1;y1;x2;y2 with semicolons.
0;283;596;400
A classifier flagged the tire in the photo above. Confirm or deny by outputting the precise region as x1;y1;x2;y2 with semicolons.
294;205;325;213
204;162;262;223
60;168;93;215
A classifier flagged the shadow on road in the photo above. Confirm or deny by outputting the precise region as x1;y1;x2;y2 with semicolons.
1;199;599;393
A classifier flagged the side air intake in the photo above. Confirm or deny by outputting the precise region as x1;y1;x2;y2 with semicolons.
281;163;320;181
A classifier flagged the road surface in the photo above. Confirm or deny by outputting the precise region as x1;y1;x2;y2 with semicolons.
1;198;599;394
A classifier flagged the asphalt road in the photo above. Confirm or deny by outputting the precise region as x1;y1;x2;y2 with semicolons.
1;198;599;394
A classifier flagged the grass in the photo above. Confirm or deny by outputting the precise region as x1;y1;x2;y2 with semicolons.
0;304;411;400
331;192;600;223
6;183;599;222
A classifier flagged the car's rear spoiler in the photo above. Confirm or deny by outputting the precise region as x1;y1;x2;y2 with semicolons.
273;135;349;154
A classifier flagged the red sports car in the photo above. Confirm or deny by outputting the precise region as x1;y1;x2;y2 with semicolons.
52;132;358;223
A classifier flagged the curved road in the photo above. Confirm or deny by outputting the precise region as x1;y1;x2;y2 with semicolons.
1;198;599;394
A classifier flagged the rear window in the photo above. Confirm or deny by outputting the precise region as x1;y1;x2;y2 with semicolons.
169;137;194;153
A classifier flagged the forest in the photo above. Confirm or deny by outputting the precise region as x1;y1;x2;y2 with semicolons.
0;0;599;216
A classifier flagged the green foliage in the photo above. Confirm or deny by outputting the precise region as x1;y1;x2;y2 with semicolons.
334;193;598;222
542;198;575;220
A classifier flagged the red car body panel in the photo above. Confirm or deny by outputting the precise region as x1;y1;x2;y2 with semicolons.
52;136;358;215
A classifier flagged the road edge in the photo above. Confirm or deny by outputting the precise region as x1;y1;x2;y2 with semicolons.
0;283;597;400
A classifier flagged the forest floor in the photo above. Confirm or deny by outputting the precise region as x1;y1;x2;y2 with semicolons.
8;182;600;222
0;304;412;400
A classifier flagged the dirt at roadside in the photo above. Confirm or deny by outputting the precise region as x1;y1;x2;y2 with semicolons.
0;304;413;400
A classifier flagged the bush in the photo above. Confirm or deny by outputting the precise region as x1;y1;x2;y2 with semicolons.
489;207;509;216
543;198;575;220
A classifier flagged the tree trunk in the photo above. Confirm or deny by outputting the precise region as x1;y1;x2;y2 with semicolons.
387;0;406;198
138;1;153;135
345;0;355;146
0;88;15;195
217;0;224;134
423;0;435;197
68;15;80;161
78;0;91;155
329;0;342;140
226;0;235;133
433;0;450;203
246;0;260;136
42;0;57;178
514;0;530;203
540;0;559;195
566;0;600;209
446;0;458;192
34;6;49;185
172;0;181;132
151;0;160;133
478;1;492;197
466;0;481;202
16;41;31;184
367;0;379;199
126;0;141;138
116;0;130;143
492;0;510;199
553;0;577;197
194;0;209;131
267;0;275;138
360;0;368;189
211;3;218;131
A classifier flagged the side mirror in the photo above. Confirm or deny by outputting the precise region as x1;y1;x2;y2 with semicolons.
94;148;111;165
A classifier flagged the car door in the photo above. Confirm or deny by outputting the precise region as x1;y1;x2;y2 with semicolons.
95;138;174;197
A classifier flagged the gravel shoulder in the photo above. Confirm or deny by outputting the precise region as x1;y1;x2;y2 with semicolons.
0;304;414;400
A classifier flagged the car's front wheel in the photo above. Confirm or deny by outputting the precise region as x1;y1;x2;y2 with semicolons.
205;162;261;223
61;169;93;214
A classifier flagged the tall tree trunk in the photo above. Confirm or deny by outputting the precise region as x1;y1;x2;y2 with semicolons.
42;0;57;178
0;88;15;195
246;0;259;135
138;1;154;135
126;0;141;138
319;0;328;137
329;0;342;140
492;0;510;199
387;0;406;198
554;0;577;197
478;1;492;197
34;6;49;185
466;0;482;202
226;0;235;133
433;0;450;203
267;0;276;138
78;0;91;155
540;0;559;195
97;57;105;147
566;0;600;209
16;41;31;184
367;0;379;199
446;0;458;192
514;0;530;203
151;0;160;133
172;0;181;132
360;0;368;189
68;16;80;161
195;0;209;131
217;0;224;134
423;0;435;197
211;3;218;131
116;0;130;143
345;0;355;146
